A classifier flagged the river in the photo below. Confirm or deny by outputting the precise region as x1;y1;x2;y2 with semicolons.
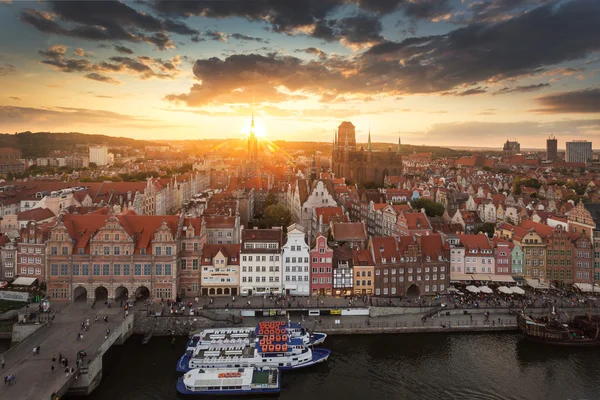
74;333;600;400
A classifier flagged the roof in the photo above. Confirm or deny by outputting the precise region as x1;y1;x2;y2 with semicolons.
242;228;282;243
339;121;355;128
315;207;346;224
371;236;400;264
16;208;55;221
404;212;432;230
12;277;38;286
205;215;236;229
201;244;241;265
331;222;367;241
459;234;493;251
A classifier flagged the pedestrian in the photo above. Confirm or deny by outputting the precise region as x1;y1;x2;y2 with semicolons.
51;363;55;372
80;333;83;341
65;367;70;378
1;355;4;369
33;347;37;356
95;316;98;322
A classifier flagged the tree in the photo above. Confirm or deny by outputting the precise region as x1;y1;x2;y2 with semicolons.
265;192;279;208
88;162;98;169
261;204;291;229
481;222;495;238
410;198;445;217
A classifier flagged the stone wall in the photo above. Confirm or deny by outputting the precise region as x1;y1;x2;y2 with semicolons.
133;312;236;336
369;306;435;318
11;321;48;343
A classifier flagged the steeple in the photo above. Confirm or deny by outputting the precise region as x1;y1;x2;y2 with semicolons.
251;111;255;130
333;130;337;150
367;126;372;152
396;136;402;154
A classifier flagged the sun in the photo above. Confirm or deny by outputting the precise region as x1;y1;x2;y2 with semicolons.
241;116;268;138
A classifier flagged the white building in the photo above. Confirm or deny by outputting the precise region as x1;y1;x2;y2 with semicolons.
566;141;592;163
89;145;109;166
239;227;283;296
281;224;310;296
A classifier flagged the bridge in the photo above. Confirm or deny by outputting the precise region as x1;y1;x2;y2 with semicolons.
0;303;133;400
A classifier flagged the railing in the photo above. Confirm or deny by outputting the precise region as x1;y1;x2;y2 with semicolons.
313;318;518;330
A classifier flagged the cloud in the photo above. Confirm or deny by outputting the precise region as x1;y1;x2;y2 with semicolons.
494;83;550;95
114;45;134;55
295;47;327;60
84;73;121;85
230;33;268;43
73;48;93;57
466;0;550;23
205;30;228;42
37;45;181;81
167;1;600;106
531;88;600;113
332;13;385;48
0;63;16;76
8;96;22;101
20;1;198;50
443;87;487;96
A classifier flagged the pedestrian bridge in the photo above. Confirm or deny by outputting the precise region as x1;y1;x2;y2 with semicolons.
0;304;134;400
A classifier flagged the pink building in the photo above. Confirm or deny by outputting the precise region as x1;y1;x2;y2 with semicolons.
310;232;333;296
492;238;512;276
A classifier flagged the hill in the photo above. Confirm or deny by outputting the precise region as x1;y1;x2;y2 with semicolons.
0;131;157;158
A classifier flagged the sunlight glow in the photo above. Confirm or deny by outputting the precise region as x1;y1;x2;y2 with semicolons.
241;117;268;138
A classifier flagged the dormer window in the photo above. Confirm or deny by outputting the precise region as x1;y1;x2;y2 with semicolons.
382;258;387;263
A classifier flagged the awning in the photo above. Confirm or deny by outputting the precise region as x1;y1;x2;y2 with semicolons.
489;275;515;283
574;283;600;293
466;285;480;293
498;286;513;295
12;277;38;286
470;274;491;281
478;286;493;294
511;286;525;295
450;273;473;282
525;278;554;290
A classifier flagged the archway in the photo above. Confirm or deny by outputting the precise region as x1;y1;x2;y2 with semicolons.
406;284;420;297
73;286;88;303
135;286;150;301
94;286;108;302
224;288;230;295
209;288;215;295
216;288;223;295
115;286;129;302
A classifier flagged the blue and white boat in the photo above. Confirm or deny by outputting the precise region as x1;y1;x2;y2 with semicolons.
177;337;330;373
176;367;280;396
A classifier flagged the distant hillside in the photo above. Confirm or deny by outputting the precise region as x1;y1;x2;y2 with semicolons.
0;132;157;158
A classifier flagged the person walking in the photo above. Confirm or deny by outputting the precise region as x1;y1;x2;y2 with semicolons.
51;363;55;372
1;355;5;369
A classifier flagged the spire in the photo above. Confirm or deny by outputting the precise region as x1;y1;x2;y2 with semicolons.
251;111;255;129
333;130;337;150
397;136;402;154
367;125;372;152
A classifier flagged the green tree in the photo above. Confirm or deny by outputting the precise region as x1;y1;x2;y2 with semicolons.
481;222;495;238
261;204;292;229
265;192;279;208
410;198;445;217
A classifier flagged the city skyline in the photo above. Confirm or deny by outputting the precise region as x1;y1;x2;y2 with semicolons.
0;0;599;147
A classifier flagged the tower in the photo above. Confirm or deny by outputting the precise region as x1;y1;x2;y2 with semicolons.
248;112;258;163
546;135;558;161
397;136;402;154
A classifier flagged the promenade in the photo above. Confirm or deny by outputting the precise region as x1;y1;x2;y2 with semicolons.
0;303;125;400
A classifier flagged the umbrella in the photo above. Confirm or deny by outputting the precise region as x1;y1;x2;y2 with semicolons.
447;288;459;292
466;285;480;293
478;286;493;294
511;286;525;295
497;286;513;295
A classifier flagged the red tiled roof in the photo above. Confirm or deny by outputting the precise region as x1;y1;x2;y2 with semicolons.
201;244;241;265
332;222;367;241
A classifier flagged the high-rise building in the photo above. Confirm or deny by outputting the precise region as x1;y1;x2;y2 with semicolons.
566;140;592;163
546;135;558;161
89;145;108;166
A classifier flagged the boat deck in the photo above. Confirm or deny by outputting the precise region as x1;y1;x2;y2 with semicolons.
194;346;255;359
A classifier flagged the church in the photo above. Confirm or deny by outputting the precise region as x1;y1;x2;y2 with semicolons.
332;121;403;185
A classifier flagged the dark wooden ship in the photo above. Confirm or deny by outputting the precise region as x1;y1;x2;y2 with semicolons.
517;311;600;347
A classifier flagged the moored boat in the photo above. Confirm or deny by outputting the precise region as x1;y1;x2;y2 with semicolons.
517;312;600;347
176;367;280;396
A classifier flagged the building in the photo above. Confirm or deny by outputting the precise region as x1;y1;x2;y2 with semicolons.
353;248;374;295
546;135;558;161
16;221;50;283
0;159;25;175
200;244;240;296
205;215;240;245
89;145;109;166
45;212;205;302
332;246;354;296
331;122;403;185
566;140;592;163
0;147;21;159
281;224;310;295
239;227;283;296
503;139;520;155
309;232;333;296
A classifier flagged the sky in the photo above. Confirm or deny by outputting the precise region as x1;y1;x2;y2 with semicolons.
0;0;599;149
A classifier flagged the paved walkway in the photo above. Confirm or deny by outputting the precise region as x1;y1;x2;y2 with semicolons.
0;303;128;400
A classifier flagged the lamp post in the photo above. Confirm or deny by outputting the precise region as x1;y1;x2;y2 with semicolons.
25;302;29;324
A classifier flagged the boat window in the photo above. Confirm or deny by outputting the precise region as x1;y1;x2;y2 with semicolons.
279;363;284;366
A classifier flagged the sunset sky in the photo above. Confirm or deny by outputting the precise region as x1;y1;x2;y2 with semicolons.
0;0;599;148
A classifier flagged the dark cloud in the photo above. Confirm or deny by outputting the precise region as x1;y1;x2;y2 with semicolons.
190;35;205;42
532;88;600;113
467;0;550;23
73;48;93;57
38;45;180;80
9;96;22;101
0;63;16;76
494;83;550;95
205;30;228;42
20;1;198;49
296;47;327;60
84;73;121;85
333;13;384;47
114;45;134;55
443;87;487;96
230;33;268;43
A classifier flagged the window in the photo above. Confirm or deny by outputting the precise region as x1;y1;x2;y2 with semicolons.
62;246;69;255
192;259;199;270
144;264;151;275
82;264;89;275
123;264;131;275
155;246;162;255
103;264;110;275
166;247;172;256
103;246;110;255
134;264;142;275
51;264;59;275
73;264;80;275
114;246;120;255
60;264;68;275
114;264;121;275
155;264;163;275
51;247;58;255
93;264;101;275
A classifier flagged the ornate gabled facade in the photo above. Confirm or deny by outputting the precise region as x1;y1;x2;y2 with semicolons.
331;121;403;185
